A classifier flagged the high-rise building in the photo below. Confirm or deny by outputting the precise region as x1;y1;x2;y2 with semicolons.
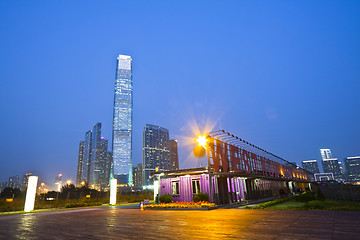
82;130;92;184
302;160;320;174
169;139;179;171
106;151;113;186
133;163;143;187
112;54;133;186
20;173;32;191
322;158;342;180
143;124;170;187
320;149;332;160
89;123;108;189
76;141;85;187
55;174;62;192
344;156;360;182
8;175;19;189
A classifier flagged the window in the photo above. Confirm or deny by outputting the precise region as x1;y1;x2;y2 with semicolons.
172;181;180;195
192;179;201;194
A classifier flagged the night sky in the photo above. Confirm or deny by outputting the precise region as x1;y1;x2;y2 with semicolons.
1;1;359;185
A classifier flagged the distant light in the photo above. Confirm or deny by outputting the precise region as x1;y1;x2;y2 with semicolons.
101;137;104;140
24;176;38;212
110;179;117;205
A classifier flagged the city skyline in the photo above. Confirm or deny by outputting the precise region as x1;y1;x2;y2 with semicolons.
1;1;360;183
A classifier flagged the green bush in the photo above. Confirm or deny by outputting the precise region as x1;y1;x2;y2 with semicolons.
159;194;173;203
256;196;294;209
295;191;317;202
64;202;102;208
193;192;209;203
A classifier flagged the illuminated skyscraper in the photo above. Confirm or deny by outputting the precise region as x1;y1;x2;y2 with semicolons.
82;130;92;184
169;139;179;171
112;55;133;185
89;123;108;189
320;149;332;160
344;156;360;182
76;141;85;187
143;124;170;187
302;160;320;174
322;158;342;180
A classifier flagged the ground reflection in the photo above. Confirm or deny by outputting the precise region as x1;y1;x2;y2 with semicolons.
15;214;37;239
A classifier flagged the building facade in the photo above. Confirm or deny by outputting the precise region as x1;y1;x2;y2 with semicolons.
320;149;332;160
112;54;133;186
302;160;320;174
169;139;179;171
132;163;143;187
76;141;85;187
322;158;342;180
89;123;108;189
81;130;92;184
344;156;360;182
143;124;170;187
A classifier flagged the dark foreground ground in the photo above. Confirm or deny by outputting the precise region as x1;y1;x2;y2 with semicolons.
0;207;359;240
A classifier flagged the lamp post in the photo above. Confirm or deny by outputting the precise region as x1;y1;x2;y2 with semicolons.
196;135;213;203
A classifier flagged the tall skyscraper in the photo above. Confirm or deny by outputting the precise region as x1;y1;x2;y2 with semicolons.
55;174;62;192
169;139;179;171
322;158;342;180
112;54;133;186
143;124;170;187
344;156;360;182
76;141;85;187
20;173;32;191
89;123;108;189
82;130;92;184
132;163;143;187
320;149;332;160
302;160;320;174
106;151;113;186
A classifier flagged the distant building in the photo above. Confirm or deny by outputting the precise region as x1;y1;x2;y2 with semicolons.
344;156;360;183
314;173;334;181
0;182;6;191
89;123;108;190
302;160;320;174
82;130;92;184
106;151;113;186
169;139;179;171
143;124;170;187
20;173;32;191
8;175;19;189
133;163;143;187
55;174;62;192
320;149;332;160
76;141;85;187
322;158;342;180
112;54;133;186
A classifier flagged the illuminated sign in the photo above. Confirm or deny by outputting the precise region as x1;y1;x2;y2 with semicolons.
24;176;38;212
110;179;117;205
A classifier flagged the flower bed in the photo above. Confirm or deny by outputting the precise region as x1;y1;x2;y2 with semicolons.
144;201;215;209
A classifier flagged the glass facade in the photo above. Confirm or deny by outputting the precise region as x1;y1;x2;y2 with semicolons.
143;124;170;186
302;160;320;174
82;130;92;184
344;156;360;182
112;55;133;185
76;141;85;186
322;158;342;180
169;139;179;171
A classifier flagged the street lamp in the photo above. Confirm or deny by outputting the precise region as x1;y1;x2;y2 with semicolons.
195;134;213;203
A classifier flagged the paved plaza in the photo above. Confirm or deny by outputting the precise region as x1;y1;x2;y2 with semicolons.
0;207;359;239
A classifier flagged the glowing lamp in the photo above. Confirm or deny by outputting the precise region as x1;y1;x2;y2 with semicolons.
24;176;38;212
110;178;117;205
196;135;208;147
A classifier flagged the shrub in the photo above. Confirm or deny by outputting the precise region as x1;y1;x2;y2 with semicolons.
295;191;317;202
159;194;173;203
193;192;209;203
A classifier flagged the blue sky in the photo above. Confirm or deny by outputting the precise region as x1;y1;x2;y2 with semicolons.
1;1;359;184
